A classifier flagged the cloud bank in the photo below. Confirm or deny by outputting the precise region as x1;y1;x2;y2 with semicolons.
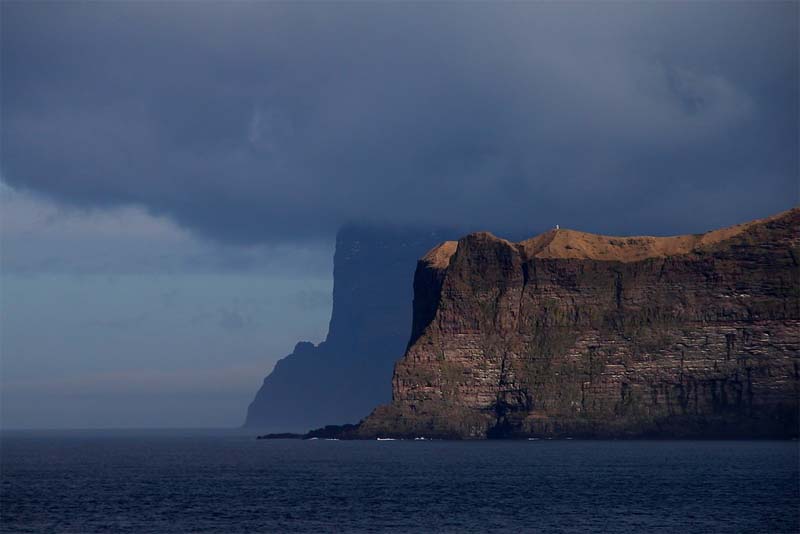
2;2;797;243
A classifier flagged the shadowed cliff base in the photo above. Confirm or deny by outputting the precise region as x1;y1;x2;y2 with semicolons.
343;208;799;440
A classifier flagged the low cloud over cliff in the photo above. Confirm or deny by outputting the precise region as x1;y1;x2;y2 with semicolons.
2;2;797;242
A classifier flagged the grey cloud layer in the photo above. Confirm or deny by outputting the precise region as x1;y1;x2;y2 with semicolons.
2;2;797;242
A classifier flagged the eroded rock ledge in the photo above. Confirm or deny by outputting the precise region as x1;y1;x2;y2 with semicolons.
356;208;800;439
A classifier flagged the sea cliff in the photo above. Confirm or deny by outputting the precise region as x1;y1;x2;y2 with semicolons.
358;209;800;439
245;225;450;430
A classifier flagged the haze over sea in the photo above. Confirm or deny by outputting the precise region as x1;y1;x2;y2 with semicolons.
1;430;797;533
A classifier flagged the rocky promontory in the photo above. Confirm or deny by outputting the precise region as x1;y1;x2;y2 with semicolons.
357;209;800;439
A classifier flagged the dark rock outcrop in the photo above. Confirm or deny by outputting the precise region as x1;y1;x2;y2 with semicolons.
245;225;450;431
358;209;800;439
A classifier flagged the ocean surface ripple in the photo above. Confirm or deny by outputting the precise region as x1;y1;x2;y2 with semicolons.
2;431;798;533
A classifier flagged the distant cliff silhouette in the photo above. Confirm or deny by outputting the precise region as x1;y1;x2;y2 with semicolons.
244;225;451;431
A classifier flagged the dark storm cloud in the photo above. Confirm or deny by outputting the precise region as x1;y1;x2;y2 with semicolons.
1;2;797;242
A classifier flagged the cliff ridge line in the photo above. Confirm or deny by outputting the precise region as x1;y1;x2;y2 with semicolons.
422;207;799;267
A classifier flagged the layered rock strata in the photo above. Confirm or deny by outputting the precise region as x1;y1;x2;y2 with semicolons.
359;209;800;438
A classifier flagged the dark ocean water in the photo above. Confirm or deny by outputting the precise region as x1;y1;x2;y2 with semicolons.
1;430;798;533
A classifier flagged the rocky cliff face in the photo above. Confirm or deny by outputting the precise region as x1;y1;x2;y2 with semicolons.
359;209;800;439
245;225;450;430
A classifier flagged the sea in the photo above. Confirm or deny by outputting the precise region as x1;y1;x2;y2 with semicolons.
1;430;798;533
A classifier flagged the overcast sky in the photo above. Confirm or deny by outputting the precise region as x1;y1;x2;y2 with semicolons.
1;2;797;428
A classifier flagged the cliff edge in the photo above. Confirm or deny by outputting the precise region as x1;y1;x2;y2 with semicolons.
358;208;800;439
